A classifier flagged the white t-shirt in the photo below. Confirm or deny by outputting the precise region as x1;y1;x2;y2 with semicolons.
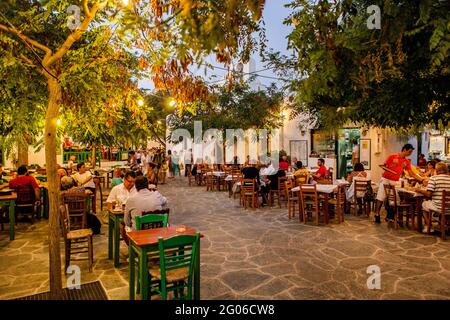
106;183;137;206
73;171;95;188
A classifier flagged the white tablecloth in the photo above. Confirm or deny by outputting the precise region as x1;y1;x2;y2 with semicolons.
291;182;349;194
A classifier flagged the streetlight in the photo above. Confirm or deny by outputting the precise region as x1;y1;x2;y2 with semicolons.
122;0;130;5
57;119;62;126
138;99;144;106
168;99;176;108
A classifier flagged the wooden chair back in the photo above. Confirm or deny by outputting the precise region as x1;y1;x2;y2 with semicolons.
278;176;287;193
354;179;370;199
383;184;398;208
136;213;169;230
241;179;256;194
62;190;87;229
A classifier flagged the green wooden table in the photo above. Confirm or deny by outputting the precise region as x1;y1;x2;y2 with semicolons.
108;209;124;268
0;193;17;240
127;225;201;300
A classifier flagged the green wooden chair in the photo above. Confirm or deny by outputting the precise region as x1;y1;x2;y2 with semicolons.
135;213;169;231
149;233;200;300
134;213;169;296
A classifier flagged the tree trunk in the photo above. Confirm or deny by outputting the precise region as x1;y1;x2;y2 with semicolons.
17;140;29;166
91;145;97;168
45;77;63;299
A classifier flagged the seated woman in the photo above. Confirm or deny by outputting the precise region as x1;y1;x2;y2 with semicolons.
294;161;310;184
423;160;437;178
347;162;367;183
345;162;368;204
111;167;123;188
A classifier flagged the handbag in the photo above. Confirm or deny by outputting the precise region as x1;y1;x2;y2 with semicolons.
364;181;375;202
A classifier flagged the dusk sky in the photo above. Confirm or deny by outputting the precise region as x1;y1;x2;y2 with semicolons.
139;0;293;90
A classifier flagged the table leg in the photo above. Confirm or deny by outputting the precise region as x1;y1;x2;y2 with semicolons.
140;247;149;300
114;215;121;267
129;244;135;300
194;237;201;300
417;197;423;232
108;213;113;259
9;201;15;241
323;193;329;225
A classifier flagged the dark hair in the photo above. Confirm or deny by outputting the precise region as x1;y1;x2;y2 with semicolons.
124;170;136;180
296;161;303;169
129;151;135;155
352;139;358;145
76;162;85;171
318;158;325;164
135;176;148;191
401;144;414;151
427;160;436;169
419;154;425;158
353;163;365;172
136;170;144;177
149;162;156;169
167;150;171;155
17;165;28;175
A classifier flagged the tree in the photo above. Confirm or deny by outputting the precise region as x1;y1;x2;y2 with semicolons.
267;0;449;130
0;0;264;298
168;81;284;161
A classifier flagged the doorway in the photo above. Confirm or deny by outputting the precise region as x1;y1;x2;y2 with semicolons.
336;128;360;179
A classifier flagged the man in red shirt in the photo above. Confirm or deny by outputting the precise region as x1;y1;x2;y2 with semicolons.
9;165;41;203
311;158;327;181
374;144;425;223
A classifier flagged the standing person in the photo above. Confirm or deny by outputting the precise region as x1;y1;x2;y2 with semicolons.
135;149;142;165
166;150;173;178
374;144;426;223
184;148;193;177
351;139;359;166
278;156;289;171
172;151;180;177
72;162;96;194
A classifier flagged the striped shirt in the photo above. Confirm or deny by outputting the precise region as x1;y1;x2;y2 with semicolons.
426;174;450;213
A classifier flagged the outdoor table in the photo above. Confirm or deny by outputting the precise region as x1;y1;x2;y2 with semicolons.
292;183;348;224
108;208;124;268
0;192;17;240
208;171;227;191
127;224;203;300
396;187;428;232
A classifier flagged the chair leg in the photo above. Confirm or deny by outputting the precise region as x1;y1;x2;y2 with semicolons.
65;240;71;273
427;211;432;235
88;235;93;272
394;210;398;229
441;213;446;240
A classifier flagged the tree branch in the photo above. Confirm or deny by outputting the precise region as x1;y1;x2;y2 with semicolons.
82;0;91;18
0;23;52;61
45;1;108;67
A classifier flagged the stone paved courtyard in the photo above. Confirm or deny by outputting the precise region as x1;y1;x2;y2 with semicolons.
1;178;450;300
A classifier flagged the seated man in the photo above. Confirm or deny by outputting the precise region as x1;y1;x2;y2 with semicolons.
106;171;137;210
72;162;96;194
9;165;40;200
415;162;450;232
311;158;328;181
124;176;168;231
9;165;41;219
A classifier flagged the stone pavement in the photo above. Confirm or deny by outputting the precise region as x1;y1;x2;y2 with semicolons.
1;177;449;300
